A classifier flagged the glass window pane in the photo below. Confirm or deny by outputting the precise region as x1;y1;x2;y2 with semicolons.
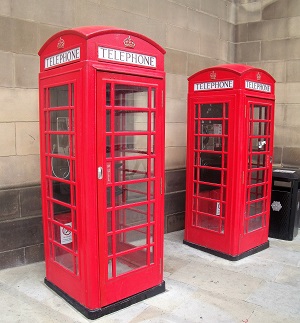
106;110;111;132
150;246;154;264
251;138;267;152
114;135;148;156
150;225;154;243
201;124;223;151
50;85;69;107
201;103;223;118
54;245;74;271
49;110;69;131
247;216;263;232
108;259;113;279
252;122;267;136
114;85;148;107
106;136;111;158
200;168;221;186
107;187;112;207
53;209;71;225
115;159;148;181
52;181;71;204
249;185;264;201
196;213;220;232
71;109;75;131
106;83;111;106
247;200;265;216
253;105;267;120
115;111;148;132
107;211;112;232
51;134;70;155
71;84;74;106
250;170;265;184
195;189;222;216
150;158;155;177
107;235;113;256
51;157;70;179
116;228;147;253
151;112;155;132
116;248;147;276
115;204;148;230
250;154;266;168
151;88;156;108
115;181;148;206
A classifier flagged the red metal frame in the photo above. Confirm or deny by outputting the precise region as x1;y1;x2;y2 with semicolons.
38;27;165;317
184;64;275;260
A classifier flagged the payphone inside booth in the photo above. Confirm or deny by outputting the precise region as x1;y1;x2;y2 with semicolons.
38;26;165;319
184;64;275;260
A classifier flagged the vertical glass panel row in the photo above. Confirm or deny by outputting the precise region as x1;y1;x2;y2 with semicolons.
244;103;270;233
105;82;156;278
192;103;228;233
45;84;78;274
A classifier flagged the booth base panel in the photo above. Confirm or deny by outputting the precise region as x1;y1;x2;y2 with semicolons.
183;240;269;261
44;278;165;320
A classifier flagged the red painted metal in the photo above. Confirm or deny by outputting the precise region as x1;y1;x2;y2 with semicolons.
38;27;165;315
184;64;275;259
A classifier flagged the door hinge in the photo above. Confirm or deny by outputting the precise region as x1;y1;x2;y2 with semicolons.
160;178;163;194
242;171;245;184
162;90;164;108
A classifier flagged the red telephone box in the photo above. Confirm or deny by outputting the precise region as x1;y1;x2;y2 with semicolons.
38;26;165;319
184;64;275;260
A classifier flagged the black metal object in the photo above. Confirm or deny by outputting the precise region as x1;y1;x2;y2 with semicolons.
269;168;300;241
183;239;269;261
45;278;165;320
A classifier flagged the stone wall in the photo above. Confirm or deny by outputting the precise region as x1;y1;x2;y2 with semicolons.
3;0;300;270
0;0;256;270
235;0;300;167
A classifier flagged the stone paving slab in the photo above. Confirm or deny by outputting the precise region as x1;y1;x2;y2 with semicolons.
0;230;299;322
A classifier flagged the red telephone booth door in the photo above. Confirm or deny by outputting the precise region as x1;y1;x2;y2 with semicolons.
186;96;234;252
39;70;84;300
97;72;164;305
240;97;274;252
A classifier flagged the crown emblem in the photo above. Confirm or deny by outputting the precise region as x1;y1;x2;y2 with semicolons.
210;71;216;80
123;36;135;48
257;72;261;81
57;37;65;49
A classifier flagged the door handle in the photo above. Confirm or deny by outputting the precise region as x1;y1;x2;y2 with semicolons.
98;167;103;180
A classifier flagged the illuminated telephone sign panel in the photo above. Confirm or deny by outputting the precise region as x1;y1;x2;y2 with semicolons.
38;26;166;319
184;64;275;260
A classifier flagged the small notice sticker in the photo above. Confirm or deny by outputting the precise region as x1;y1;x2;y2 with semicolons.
60;222;72;244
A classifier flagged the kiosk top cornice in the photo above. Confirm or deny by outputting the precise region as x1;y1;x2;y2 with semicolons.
188;63;275;83
39;26;166;56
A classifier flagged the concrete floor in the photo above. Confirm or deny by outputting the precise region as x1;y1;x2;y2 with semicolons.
1;230;300;322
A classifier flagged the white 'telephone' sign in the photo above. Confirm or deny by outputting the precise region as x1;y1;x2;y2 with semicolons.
194;80;234;91
45;47;80;69
245;80;271;93
98;46;156;68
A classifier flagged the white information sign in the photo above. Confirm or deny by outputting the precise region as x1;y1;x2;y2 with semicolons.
98;46;156;68
245;80;271;93
45;47;80;69
60;222;72;245
194;80;234;91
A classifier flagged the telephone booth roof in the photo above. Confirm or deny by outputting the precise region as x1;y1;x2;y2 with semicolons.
38;26;166;73
188;64;275;96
